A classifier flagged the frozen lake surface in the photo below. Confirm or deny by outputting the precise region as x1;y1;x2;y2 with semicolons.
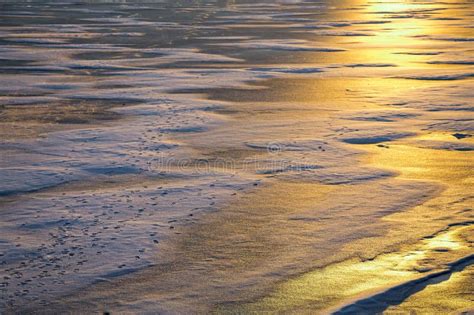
0;0;473;313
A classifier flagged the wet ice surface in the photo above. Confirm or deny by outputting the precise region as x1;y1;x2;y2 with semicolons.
0;0;473;312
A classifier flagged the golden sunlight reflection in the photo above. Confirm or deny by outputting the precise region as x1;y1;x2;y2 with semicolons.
367;1;425;13
214;0;474;305
220;224;472;313
219;131;473;314
385;266;474;314
351;2;440;67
